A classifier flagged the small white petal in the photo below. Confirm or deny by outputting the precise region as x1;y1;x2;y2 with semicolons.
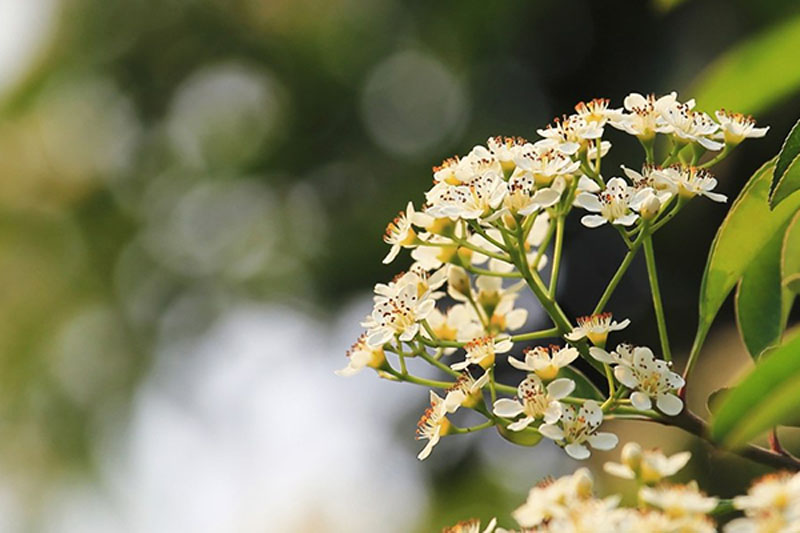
508;416;535;432
546;378;575;400
656;393;684;416
493;398;525;418
630;391;653;411
538;423;564;441
565;443;591;460
588;432;618;451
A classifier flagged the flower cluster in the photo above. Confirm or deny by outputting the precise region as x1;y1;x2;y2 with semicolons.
337;92;768;468
443;444;800;533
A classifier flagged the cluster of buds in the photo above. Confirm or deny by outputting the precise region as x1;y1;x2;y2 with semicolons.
337;93;768;470
444;444;800;532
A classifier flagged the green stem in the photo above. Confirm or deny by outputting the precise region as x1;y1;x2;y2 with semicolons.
462;264;522;278
450;420;495;434
418;347;460;378
643;233;672;362
593;231;646;314
549;215;565;297
530;215;557;271
510;327;560;342
698;144;732;169
468;220;509;251
383;367;454;389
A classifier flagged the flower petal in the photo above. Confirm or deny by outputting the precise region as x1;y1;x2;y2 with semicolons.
565;442;591;460
588;432;619;451
656;393;684;416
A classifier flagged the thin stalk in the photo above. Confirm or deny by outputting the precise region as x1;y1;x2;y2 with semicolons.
450;420;495;434
462;264;522;278
549;215;565;297
382;367;453;389
698;144;732;169
418;348;460;378
468;220;509;251
593;231;647;314
510;327;560;342
643;233;672;361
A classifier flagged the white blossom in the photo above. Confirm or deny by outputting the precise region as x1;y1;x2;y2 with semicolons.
363;277;437;347
508;345;579;381
652;165;727;203
565;313;630;346
415;391;451;460
493;374;574;431
444;371;490;412
335;333;386;377
539;400;618;460
660;101;724;151
640;482;718;519
603;442;691;484
442;517;498;533
451;336;513;371
590;345;684;415
512;468;596;528
715;109;769;144
382;201;433;264
611;92;679;140
575;177;640;228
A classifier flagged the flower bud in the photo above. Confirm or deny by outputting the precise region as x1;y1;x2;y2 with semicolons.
448;267;471;297
621;442;643;471
497;424;543;447
639;194;661;221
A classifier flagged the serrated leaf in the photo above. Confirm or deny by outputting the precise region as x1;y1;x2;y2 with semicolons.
711;334;800;447
782;211;800;294
735;217;795;357
771;153;800;209
691;15;800;115
773;120;800;188
692;158;800;358
559;366;603;401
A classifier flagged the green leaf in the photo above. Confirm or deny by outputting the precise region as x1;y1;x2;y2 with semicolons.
559;366;603;401
771;154;800;209
691;15;800;115
782;210;800;293
711;334;800;447
692;158;800;357
735;217;795;357
706;387;730;416
773;120;800;188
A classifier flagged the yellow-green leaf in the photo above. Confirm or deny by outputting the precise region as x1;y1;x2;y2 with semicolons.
692;158;800;361
735;218;795;357
691;15;800;115
782;210;800;293
711;334;800;447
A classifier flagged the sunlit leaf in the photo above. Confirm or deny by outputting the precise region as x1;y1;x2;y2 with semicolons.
711;334;800;447
691;15;800;115
735;218;794;357
771;120;800;203
692;158;800;362
782;211;800;294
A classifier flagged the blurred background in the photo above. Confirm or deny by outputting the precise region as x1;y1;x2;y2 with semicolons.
1;0;800;530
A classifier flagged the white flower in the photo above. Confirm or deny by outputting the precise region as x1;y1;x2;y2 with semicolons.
565;312;630;346
652;166;727;203
335;333;386;377
512;468;595;527
504;167;563;216
488;135;528;174
452;336;513;370
622;165;674;204
425;175;507;220
660;101;724;151
733;472;800;525
513;144;581;187
590;345;684;415
444;371;490;412
539;400;618;459
363;280;437;347
442;517;498;533
493;374;574;431
603;442;691;484
415;391;451;460
611;92;677;140
382;201;433;264
425;304;477;353
508;345;579;381
640;482;718;518
575;177;639;228
714;109;769;145
574;98;624;128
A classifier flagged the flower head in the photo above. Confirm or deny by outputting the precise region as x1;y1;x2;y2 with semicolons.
508;345;579;381
416;391;452;460
604;442;691;484
488;135;528;174
452;336;513;370
444;371;490;412
539;400;618;459
611;92;677;140
652;166;727;203
442;518;497;533
640;482;718;519
590;345;684;415
565;313;630;346
715;109;769;145
575;177;639;228
363;278;437;347
382;201;433;264
512;468;596;528
335;333;387;377
493;374;574;431
727;471;800;532
513;144;581;187
660;101;724;151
